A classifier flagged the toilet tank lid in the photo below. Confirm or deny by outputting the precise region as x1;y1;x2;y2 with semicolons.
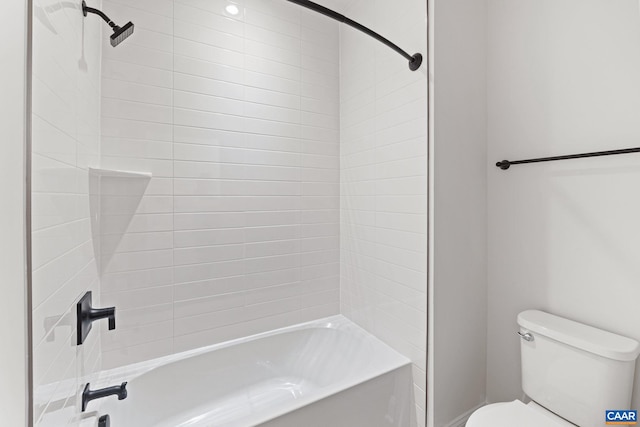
518;310;640;362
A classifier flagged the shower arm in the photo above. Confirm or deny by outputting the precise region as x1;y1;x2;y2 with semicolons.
286;0;423;71
82;1;117;28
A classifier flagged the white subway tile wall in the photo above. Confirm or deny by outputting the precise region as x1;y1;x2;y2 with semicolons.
31;0;103;425
31;0;427;423
339;0;428;425
99;0;341;368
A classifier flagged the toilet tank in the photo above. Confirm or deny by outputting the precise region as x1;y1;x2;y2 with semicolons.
518;310;640;427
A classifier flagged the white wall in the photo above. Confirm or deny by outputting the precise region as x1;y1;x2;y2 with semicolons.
487;0;640;409
431;0;488;425
0;0;28;425
98;0;341;368
31;0;103;424
339;0;428;425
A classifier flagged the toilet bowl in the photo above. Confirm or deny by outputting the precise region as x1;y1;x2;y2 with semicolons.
466;400;575;427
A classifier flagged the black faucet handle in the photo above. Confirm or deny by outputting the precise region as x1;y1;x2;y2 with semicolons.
91;307;116;330
77;292;117;345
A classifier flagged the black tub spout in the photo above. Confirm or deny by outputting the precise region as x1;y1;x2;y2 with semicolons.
82;382;128;412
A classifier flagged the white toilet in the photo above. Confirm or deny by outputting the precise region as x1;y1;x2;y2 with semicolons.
467;310;640;427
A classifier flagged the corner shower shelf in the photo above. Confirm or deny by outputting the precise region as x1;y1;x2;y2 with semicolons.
89;167;152;179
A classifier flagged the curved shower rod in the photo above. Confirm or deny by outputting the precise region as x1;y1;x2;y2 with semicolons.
286;0;423;71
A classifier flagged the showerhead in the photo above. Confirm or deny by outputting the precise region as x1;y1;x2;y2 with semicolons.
82;1;135;48
110;21;134;47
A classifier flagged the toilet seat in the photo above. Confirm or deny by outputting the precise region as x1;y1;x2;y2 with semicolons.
466;400;576;427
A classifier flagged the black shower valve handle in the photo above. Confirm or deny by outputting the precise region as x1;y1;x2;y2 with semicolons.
89;306;116;330
77;291;116;345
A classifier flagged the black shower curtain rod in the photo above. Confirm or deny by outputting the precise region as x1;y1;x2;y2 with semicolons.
286;0;423;71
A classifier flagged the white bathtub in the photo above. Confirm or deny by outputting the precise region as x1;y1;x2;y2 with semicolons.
90;315;415;427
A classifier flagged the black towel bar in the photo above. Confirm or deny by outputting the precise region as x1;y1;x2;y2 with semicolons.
496;147;640;170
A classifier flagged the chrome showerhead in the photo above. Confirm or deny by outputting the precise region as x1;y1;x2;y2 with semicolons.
110;21;134;47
